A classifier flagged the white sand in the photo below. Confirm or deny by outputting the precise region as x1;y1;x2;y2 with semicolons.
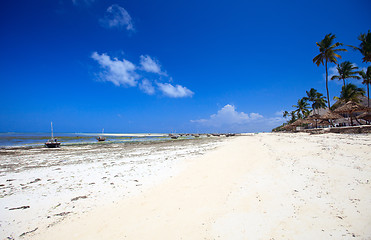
2;133;371;239
0;138;224;239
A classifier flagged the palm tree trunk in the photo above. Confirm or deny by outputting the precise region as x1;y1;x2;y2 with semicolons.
325;59;331;109
367;83;370;108
343;78;345;87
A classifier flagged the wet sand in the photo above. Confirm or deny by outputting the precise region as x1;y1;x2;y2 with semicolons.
0;137;225;239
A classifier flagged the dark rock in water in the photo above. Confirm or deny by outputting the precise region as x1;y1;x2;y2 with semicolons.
9;206;30;210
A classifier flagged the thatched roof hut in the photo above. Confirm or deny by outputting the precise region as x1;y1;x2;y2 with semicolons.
307;114;321;120
320;111;343;120
334;101;369;114
291;118;315;126
358;112;371;121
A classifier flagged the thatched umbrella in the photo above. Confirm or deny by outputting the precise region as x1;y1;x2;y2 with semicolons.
282;123;296;131
334;101;369;114
357;112;371;123
291;119;315;129
334;101;370;125
307;114;321;128
319;111;343;120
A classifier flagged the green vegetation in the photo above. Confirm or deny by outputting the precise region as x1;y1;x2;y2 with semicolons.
273;31;370;132
313;33;347;109
359;66;371;107
331;61;360;87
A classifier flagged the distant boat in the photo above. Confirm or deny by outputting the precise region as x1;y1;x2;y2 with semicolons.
45;122;61;148
96;128;106;141
169;133;179;139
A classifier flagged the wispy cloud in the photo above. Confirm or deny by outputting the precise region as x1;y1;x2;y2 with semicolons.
191;104;285;132
100;4;134;31
92;52;194;97
140;55;167;75
139;79;155;95
157;83;194;98
91;52;138;87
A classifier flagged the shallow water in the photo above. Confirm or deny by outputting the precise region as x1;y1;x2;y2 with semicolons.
0;132;187;148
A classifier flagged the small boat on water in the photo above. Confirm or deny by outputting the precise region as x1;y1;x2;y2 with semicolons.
169;133;179;139
96;128;106;141
45;122;61;148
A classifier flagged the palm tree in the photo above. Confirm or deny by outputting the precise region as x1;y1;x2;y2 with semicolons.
351;30;371;63
283;110;297;124
293;98;310;119
334;83;365;103
283;110;289;119
359;66;371;107
288;111;297;124
303;88;327;114
331;61;360;87
313;33;347;109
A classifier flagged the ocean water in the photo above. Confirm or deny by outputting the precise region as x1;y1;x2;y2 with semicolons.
0;132;184;148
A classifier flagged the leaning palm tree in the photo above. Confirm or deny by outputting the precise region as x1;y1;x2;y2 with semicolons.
359;66;371;107
331;61;360;87
334;83;365;104
351;30;371;63
313;33;347;109
293;98;310;119
303;88;327;114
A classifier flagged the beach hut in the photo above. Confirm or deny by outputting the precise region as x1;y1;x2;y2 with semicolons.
334;101;370;126
318;111;344;127
306;114;321;128
280;123;295;132
290;119;315;131
356;112;371;124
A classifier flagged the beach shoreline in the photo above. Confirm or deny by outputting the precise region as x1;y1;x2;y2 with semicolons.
0;137;226;239
1;133;371;239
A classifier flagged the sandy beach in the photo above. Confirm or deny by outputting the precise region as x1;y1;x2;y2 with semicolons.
1;133;371;239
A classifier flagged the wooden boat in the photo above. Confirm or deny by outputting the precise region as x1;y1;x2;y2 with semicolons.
169;134;179;139
96;128;106;141
45;122;61;148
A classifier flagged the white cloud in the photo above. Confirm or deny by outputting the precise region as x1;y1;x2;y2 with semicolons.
191;104;285;133
92;52;195;97
140;55;166;75
326;65;338;82
191;104;262;126
139;79;155;95
157;83;194;98
91;52;138;87
100;4;134;31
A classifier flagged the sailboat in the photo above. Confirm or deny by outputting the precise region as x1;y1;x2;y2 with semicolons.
45;122;61;148
96;128;106;141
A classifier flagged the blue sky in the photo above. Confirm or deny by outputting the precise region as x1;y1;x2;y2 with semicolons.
1;0;370;133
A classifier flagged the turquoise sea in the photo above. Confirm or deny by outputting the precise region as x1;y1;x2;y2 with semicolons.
0;132;182;148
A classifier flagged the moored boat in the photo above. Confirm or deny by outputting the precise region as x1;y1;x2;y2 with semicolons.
96;128;106;141
45;122;61;148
